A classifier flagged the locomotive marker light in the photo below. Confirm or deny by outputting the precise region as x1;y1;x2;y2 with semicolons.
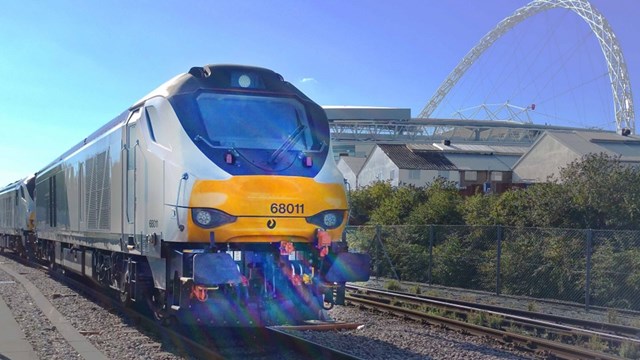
303;155;313;167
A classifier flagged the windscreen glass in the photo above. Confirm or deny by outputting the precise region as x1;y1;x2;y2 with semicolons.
196;93;316;151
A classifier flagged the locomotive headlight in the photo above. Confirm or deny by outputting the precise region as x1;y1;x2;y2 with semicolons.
306;210;345;230
194;209;213;227
238;74;251;88
322;213;338;228
230;71;264;89
192;208;237;228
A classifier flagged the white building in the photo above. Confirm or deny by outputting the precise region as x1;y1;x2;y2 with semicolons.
336;156;366;190
356;143;525;192
513;130;640;183
357;144;459;187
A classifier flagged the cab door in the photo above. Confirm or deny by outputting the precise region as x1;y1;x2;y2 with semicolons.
123;110;141;252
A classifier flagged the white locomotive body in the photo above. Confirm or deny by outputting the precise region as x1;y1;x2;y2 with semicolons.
2;65;370;326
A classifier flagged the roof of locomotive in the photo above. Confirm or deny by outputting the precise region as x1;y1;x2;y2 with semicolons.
130;64;303;109
35;64;310;176
0;174;33;195
0;179;21;194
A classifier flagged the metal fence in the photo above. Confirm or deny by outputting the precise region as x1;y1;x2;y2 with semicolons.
345;225;640;311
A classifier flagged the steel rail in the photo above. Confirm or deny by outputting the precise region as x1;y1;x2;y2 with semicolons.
348;290;636;350
347;295;622;360
3;251;366;359
348;284;640;340
265;327;364;360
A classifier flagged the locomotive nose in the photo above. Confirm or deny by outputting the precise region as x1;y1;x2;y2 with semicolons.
186;176;348;243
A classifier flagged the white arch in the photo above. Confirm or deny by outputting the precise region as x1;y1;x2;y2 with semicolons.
419;0;634;134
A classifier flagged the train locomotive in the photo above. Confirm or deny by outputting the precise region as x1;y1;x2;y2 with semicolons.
0;64;370;326
0;175;36;256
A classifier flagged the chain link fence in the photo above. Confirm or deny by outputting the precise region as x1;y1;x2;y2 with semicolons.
345;225;640;311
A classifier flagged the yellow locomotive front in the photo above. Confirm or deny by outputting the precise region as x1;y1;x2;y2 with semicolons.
187;176;347;244
160;65;369;326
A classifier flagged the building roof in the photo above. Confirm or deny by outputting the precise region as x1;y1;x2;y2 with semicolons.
323;106;411;121
444;153;515;171
512;130;640;172
338;156;366;174
408;143;528;155
378;144;456;170
545;131;640;163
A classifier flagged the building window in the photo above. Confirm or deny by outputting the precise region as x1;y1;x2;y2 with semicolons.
409;170;420;180
390;169;395;180
464;171;477;181
438;170;449;179
491;171;503;181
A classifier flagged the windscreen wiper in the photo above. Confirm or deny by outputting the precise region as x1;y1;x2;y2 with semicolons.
269;125;305;164
194;135;221;148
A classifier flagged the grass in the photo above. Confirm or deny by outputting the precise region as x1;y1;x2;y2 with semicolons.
584;335;608;352
619;342;640;359
410;285;422;294
487;313;503;329
424;289;439;297
467;311;503;329
427;307;447;318
468;311;486;326
607;309;620;324
384;279;402;291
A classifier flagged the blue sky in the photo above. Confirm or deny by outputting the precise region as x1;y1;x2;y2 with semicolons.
0;0;638;186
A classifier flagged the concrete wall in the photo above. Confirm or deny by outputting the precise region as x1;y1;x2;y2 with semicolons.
337;159;358;190
513;135;577;182
398;169;460;187
357;147;400;187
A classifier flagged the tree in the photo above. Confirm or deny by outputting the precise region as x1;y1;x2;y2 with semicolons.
370;185;426;225
406;178;464;225
559;153;640;230
491;188;535;227
462;193;499;226
348;181;394;225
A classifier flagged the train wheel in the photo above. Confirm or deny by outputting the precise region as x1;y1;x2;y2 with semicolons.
148;290;168;325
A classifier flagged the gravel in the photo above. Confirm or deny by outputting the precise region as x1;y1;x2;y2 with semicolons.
0;254;545;359
0;266;80;359
314;305;533;360
0;256;187;360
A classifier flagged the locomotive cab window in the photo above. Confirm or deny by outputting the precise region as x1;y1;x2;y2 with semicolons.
26;176;35;200
196;94;316;151
145;106;172;149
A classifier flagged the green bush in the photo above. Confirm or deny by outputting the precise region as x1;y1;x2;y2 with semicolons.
384;279;402;291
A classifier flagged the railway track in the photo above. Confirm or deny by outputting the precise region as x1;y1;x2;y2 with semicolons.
346;284;639;359
2;251;365;359
353;284;640;337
